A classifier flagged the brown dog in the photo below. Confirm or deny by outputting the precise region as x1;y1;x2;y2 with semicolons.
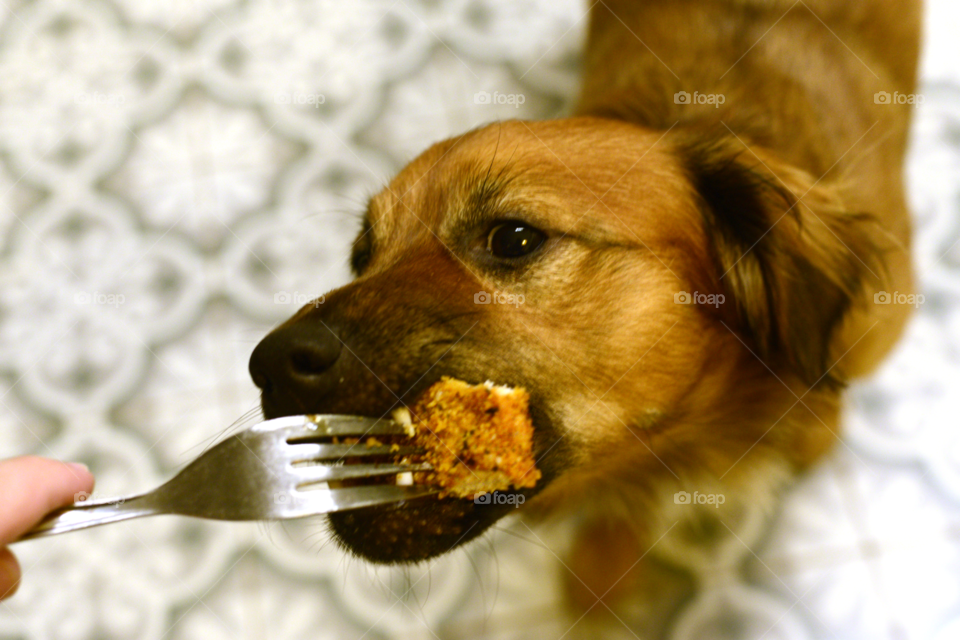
249;0;920;617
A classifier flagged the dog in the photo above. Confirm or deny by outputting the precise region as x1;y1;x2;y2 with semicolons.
249;0;920;624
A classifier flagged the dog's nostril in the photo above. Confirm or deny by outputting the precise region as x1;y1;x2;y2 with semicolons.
289;345;337;377
251;371;271;393
249;321;343;398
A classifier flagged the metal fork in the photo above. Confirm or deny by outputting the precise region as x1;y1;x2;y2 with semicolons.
17;415;436;541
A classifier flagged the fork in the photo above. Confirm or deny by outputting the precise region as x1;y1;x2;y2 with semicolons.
16;415;436;541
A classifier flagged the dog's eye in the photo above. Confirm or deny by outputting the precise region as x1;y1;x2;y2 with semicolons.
487;222;545;258
350;216;374;275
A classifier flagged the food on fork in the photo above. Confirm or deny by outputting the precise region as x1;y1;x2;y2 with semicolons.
394;377;541;498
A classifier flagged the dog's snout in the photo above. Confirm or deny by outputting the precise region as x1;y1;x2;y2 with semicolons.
249;322;342;398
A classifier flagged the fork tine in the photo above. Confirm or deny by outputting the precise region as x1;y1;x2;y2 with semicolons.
298;485;438;513
257;415;411;440
292;462;431;485
306;415;411;437
286;443;421;461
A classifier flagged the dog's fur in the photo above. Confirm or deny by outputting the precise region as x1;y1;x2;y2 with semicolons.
250;0;920;621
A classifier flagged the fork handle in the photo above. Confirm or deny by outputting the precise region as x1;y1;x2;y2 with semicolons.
15;494;160;542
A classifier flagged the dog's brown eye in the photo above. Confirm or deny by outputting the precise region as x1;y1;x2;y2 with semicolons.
487;222;545;258
350;216;374;275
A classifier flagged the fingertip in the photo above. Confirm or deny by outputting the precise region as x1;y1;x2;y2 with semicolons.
0;456;96;541
46;460;95;513
18;457;96;509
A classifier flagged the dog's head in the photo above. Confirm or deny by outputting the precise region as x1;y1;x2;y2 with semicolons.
249;118;880;563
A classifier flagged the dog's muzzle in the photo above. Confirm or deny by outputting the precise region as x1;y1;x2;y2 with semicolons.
246;262;566;563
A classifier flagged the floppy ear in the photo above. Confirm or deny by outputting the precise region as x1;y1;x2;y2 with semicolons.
679;136;884;388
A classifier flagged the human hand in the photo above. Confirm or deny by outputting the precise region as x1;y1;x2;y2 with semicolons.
0;456;95;599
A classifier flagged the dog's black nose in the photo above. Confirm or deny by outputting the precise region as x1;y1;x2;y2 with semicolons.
249;322;343;400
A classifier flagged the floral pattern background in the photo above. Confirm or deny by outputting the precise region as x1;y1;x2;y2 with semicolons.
0;0;958;638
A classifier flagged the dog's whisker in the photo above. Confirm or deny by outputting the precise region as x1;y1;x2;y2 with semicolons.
483;534;501;623
293;206;365;225
463;547;489;622
489;524;552;552
409;565;431;620
182;405;263;458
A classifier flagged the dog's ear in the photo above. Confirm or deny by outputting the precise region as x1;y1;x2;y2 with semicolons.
679;136;883;388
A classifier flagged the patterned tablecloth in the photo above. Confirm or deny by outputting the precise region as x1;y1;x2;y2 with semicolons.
1;1;958;639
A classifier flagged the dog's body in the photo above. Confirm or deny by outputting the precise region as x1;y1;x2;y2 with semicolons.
250;0;920;625
554;0;921;611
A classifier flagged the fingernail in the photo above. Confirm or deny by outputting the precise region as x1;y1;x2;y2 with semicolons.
67;462;89;474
